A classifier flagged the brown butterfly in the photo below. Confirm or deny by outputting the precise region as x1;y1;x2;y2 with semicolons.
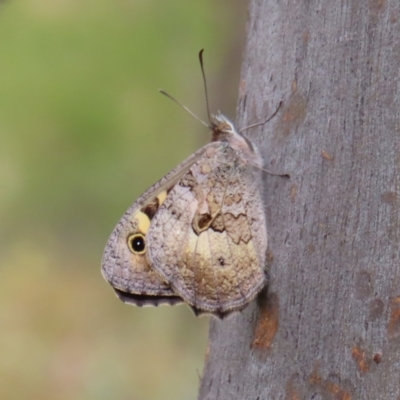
102;50;282;318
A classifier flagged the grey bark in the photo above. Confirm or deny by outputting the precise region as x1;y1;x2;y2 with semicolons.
199;1;400;399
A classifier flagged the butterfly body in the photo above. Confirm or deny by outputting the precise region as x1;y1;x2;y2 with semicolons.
102;114;267;317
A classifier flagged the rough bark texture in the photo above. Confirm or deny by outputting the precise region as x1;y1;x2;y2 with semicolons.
199;1;400;399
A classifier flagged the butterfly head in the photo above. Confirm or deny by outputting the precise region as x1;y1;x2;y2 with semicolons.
210;113;263;168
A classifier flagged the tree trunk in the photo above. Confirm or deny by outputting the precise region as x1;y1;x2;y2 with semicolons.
199;1;400;398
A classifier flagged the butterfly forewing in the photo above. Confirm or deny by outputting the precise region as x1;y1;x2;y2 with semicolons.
101;147;207;306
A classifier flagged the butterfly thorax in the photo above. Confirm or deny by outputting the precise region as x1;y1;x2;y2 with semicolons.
210;114;263;169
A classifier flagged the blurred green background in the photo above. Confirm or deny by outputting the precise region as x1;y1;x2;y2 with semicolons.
0;1;247;399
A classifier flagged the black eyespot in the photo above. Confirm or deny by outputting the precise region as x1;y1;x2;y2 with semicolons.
218;257;225;266
128;234;146;254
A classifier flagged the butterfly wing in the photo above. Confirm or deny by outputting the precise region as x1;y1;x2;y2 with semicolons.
101;148;206;307
147;142;267;316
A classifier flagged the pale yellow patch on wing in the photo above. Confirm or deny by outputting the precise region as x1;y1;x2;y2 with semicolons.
136;211;151;234
201;163;211;174
156;190;168;206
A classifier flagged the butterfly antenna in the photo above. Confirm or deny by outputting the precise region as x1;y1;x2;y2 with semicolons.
198;49;212;126
159;89;209;128
239;101;283;133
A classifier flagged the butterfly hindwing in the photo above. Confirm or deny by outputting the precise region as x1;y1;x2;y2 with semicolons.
146;141;267;315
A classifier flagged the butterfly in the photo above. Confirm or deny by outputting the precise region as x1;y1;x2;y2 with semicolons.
101;50;279;318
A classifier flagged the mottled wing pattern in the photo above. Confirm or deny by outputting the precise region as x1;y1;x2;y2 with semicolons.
147;142;267;315
101;148;206;306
